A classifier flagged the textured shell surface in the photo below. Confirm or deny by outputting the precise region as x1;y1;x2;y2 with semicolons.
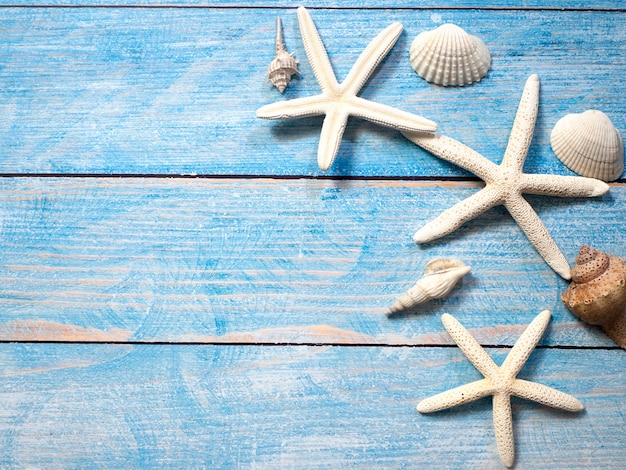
550;110;624;182
268;51;300;93
423;258;469;276
388;258;470;315
561;245;626;348
267;16;300;93
409;23;491;87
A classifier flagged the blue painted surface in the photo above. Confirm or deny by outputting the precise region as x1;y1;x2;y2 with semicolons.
0;178;622;347
1;1;626;8
1;344;624;468
0;7;623;177
0;2;624;468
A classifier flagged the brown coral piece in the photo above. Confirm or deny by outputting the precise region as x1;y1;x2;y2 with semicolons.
562;245;626;348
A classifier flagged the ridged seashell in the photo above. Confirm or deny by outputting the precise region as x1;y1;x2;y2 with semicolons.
409;23;490;87
387;258;471;315
561;245;626;349
267;16;300;93
550;110;624;182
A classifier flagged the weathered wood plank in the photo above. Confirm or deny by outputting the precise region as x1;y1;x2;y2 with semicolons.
1;343;624;468
2;2;626;9
0;7;623;177
0;177;623;346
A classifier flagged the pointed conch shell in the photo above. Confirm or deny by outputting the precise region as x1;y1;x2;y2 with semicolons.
561;245;626;349
550;110;624;182
267;16;300;93
409;23;490;87
387;258;471;315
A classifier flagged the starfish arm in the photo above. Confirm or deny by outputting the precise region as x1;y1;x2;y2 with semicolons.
521;174;610;198
417;378;494;413
349;97;437;133
501;74;539;172
338;22;405;97
413;186;500;243
503;196;571;279
318;108;349;171
511;379;584;412
493;392;515;468
500;310;551;378
256;95;329;120
296;7;340;93
402;132;500;181
441;314;500;379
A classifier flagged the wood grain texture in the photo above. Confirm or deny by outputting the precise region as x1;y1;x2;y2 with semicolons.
1;2;625;468
1;343;624;469
2;2;626;8
1;177;623;347
0;7;624;177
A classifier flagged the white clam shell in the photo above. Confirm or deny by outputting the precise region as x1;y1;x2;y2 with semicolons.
387;258;471;315
409;23;490;87
550;110;624;182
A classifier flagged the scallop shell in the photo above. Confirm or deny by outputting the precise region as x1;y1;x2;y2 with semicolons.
267;16;300;93
561;245;626;349
550;110;624;182
387;258;471;315
409;23;490;87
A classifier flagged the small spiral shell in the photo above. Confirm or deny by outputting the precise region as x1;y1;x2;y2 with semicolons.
387;258;471;315
562;245;626;349
571;245;610;283
267;16;300;93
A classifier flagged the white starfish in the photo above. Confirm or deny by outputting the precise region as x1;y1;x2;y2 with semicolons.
403;75;609;280
417;310;584;468
256;6;437;171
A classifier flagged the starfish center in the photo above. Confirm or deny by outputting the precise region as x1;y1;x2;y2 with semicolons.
492;372;515;392
326;89;343;101
491;167;524;201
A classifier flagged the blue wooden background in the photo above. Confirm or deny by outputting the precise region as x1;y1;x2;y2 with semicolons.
0;2;624;468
